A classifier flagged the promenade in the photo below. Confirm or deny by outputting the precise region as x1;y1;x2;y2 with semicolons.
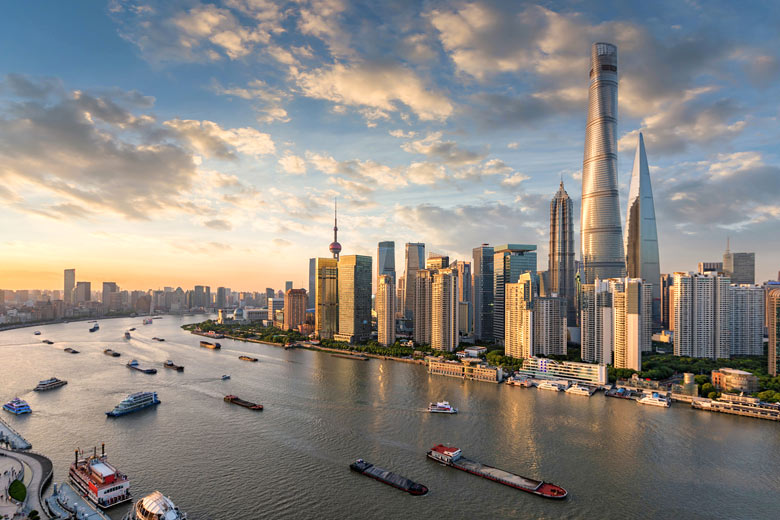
0;418;31;451
0;448;52;519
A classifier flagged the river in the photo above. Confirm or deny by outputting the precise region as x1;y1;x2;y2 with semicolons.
0;316;777;519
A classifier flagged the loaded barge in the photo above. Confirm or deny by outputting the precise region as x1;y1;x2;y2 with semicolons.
427;445;567;499
224;395;263;411
350;459;428;495
200;341;221;349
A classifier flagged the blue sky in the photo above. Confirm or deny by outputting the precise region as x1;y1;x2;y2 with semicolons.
1;0;779;290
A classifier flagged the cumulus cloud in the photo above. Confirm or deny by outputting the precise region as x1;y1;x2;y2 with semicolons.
401;132;486;165
212;79;290;123
164;119;276;158
278;154;307;174
203;218;232;230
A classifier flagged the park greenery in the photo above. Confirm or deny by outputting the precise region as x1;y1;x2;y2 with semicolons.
184;321;305;344
9;479;26;502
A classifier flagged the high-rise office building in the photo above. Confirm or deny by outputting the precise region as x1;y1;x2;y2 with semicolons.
335;255;372;344
450;260;472;335
431;268;459;352
64;269;75;305
723;247;755;285
767;288;780;376
612;279;652;370
285;281;293;292
268;297;284;321
396;275;405;317
493;244;537;344
193;285;206;308
673;272;731;359
283;288;307;331
377;241;396;284
660;274;673;330
413;269;433;345
308;258;316;308
403;243;425;322
315;258;339;339
472;244;494;341
549;181;576;326
74;281;91;304
216;287;229;308
624;132;661;330
102;282;119;311
426;254;449;270
376;275;395;346
505;274;535;359
729;285;764;356
581;42;625;283
698;262;723;274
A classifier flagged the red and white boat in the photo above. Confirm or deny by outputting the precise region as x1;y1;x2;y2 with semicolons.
69;444;132;509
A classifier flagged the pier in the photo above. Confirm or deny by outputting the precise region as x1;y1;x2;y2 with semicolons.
0;417;31;450
46;482;111;520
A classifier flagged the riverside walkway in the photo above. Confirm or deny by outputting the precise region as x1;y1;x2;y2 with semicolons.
0;448;52;519
0;418;31;451
46;482;110;520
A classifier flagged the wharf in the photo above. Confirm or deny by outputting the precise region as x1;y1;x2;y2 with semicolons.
46;482;111;520
0;417;31;450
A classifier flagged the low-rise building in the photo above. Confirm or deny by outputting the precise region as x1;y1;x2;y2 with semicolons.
463;346;487;357
711;368;759;394
515;357;608;386
426;356;503;383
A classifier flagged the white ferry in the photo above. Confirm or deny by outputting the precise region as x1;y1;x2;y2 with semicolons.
122;491;187;520
428;401;457;414
537;381;565;392
637;392;670;408
565;384;593;396
106;392;161;417
69;444;132;509
34;377;68;391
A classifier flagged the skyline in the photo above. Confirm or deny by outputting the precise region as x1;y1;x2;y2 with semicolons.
2;1;780;290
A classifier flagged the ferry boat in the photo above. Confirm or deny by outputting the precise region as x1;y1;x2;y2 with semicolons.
106;391;160;417
428;401;457;413
565;384;593;397
64;347;80;354
69;444;132;509
34;377;68;391
350;459;428;495
129;327;136;331
3;397;32;415
122;491;187;520
124;332;131;340
427;444;567;499
104;348;121;357
637;393;671;408
238;356;258;362
538;381;565;392
506;377;533;388
152;337;165;342
224;395;263;410
127;360;157;374
164;360;184;372
89;323;99;333
221;375;231;380
200;341;221;349
142;318;153;325
34;330;41;335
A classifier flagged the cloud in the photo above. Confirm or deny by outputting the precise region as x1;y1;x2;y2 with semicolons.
212;79;290;123
296;0;351;58
389;129;417;138
501;171;530;187
278;154;307;174
272;237;292;247
163;119;275;158
203;218;232;230
401;132;486;165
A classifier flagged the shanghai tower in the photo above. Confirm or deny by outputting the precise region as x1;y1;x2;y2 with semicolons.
581;42;625;283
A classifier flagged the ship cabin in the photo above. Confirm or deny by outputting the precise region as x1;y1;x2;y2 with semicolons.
430;445;462;463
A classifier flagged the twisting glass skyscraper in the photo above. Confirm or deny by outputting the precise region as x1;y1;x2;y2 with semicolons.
581;42;625;283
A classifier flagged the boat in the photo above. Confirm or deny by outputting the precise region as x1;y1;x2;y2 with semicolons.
34;377;68;391
3;397;32;415
637;392;670;408
106;391;160;417
64;347;80;354
223;395;263;410
129;327;136;331
605;387;636;400
104;348;121;357
89;323;99;333
34;330;41;335
200;341;221;349
164;360;184;372
565;384;593;397
121;491;187;520
238;356;258;362
428;401;457;414
427;445;567;499
126;360;157;374
350;459;428;495
331;353;369;361
42;339;54;344
507;377;533;388
124;332;131;340
142;318;153;325
221;375;231;380
69;444;132;509
152;337;165;342
538;381;565;392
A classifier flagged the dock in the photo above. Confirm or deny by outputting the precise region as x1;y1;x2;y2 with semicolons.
46;482;111;520
0;416;31;450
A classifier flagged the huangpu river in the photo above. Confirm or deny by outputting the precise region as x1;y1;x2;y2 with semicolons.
1;316;778;519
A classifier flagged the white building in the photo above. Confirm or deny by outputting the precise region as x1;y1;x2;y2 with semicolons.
581;279;615;365
730;284;764;356
431;268;459;352
673;272;731;359
613;278;652;371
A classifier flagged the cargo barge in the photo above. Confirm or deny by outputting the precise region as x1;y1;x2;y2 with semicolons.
64;347;80;354
427;445;567;499
164;360;184;372
238;356;258;362
350;459;428;495
223;395;263;410
200;341;221;349
127;360;157;374
104;349;121;357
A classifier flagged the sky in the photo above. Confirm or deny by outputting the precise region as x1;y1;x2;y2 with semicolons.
1;0;779;291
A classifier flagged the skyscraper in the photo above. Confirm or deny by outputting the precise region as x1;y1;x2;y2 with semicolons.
581;42;625;283
493;244;537;344
431;268;459;352
315;258;338;339
472;244;494;341
64;268;75;305
285;281;293;292
505;275;534;359
413;269;433;345
581;279;615;365
698;262;723;274
335;255;372;344
660;274;673;330
283;288;307;331
612;279;652;370
74;281;91;304
673;272;731;359
377;241;396;284
450;260;472;335
549;181;576;326
426;253;449;270
729;285;764;356
624;132;661;329
533;296;568;357
308;258;316;308
216;287;229;308
376;275;395;346
723;246;755;285
403;242;425;323
767;288;780;376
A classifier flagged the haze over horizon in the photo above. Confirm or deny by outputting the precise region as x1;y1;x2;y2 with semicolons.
1;0;779;291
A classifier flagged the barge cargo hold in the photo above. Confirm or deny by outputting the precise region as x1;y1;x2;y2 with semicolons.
224;395;263;410
427;445;567;499
350;459;428;495
200;341;221;349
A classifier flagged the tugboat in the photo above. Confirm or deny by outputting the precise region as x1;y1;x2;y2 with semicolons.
223;395;263;410
64;347;80;354
126;360;157;374
69;444;132;509
124;332;131;340
428;401;457;414
122;491;187;520
238;356;258;362
104;348;121;357
427;444;567;499
89;323;100;333
34;377;68;391
163;360;184;372
350;459;428;495
221;375;231;380
3;397;31;415
106;392;160;417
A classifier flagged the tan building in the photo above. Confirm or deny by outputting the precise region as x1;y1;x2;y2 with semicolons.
505;278;533;359
767;288;780;376
376;275;395;346
427;357;502;383
431;268;459;352
712;368;759;394
413;269;433;345
335;255;372;344
283;288;307;331
613;279;652;371
315;258;339;339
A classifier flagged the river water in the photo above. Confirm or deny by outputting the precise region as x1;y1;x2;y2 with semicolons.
0;316;778;519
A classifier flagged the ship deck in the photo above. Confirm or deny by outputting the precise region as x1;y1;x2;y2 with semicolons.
454;458;541;490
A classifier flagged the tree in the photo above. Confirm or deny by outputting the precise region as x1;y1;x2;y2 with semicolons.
707;391;719;399
701;383;715;396
694;375;709;386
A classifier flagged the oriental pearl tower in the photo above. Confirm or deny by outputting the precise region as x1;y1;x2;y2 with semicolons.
329;198;341;260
